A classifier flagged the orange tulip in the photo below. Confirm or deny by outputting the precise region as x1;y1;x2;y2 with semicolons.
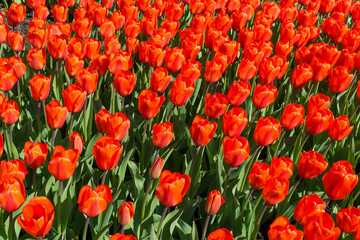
222;136;250;168
148;45;166;68
45;100;69;129
207;228;234;240
323;160;358;200
47;35;68;60
83;38;101;61
293;194;326;226
268;216;303;240
226;81;251;107
23;141;49;169
29;74;51;101
0;133;3;157
109;50;133;75
150;67;172;94
0;23;8;44
269;156;293;180
0;159;28;181
149;157;164;179
106;112;130;142
204;53;228;84
237;58;258;81
336;207;360;234
252;84;278;109
5;3;26;27
0;65;18;92
303;212;340;240
1;100;20;125
280;103;305;130
110;234;137;240
68;37;84;58
180;60;202;82
100;20;116;38
204;93;228;119
65;53;84;77
328;66;353;93
78;185;112;217
105;36;121;56
110;11;125;30
152;122;174;149
298;151;327;179
222;107;248;137
75;67;99;94
62;84;87;113
248;162;270;190
27;27;48;49
93;135;123;170
189;115;217;146
118;202;135;226
34;4;49;20
205;190;225;215
8;56;26;79
329;115;353;141
73;17;93;38
69;132;84;155
27;48;47;70
305;109;333;135
126;37;139;55
95;109;111;134
155;170;190;206
90;54;109;77
164;47;186;72
91;5;107;26
51;4;68;23
113;70;136;96
262;177;289;205
169;75;195;106
0;177;26;212
307;93;330;114
253;117;281;146
48;145;79;181
6;31;25;52
138;89;165;119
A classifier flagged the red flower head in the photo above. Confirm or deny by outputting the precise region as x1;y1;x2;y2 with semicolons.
280;103;305;130
62;84;87;113
262;177;289;205
294;194;326;226
303;212;340;240
152;122;174;149
248;162;270;190
253;117;281;146
0;177;26;212
204;93;228;119
150;67;172;94
29;74;51;102
189;115;217;146
93;135;123;170
336;207;360;234
24;141;49;169
268;216;303;240
298;151;328;179
205;190;225;215
45;100;69;129
269;156;293;180
113;70;136;97
138;89;165;119
222;136;250;168
252;84;278;109
48;145;79;181
118;202;135;226
106;112;131;142
78;185;112;217
329;115;353;141
305;109;333;135
222;107;248;137
207;228;234;240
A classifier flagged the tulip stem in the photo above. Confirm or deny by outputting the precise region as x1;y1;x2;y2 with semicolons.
156;206;168;238
82;98;88;143
101;170;107;185
223;167;232;192
323;140;333;157
111;85;116;114
82;217;90;240
281;178;302;214
37;102;41;141
342;72;358;115
167;105;175;122
8;125;13;158
17;80;21;108
305;82;315;102
51;129;56;151
57;180;63;233
142;119;148;144
349;104;360;121
239;146;261;192
329;92;336;108
69;113;74;134
141;178;154;219
242;189;254;212
201;215;211;240
33;168;37;193
246;109;258;139
188;146;200;179
121;225;125;234
251;203;268;240
38;237;42;240
272;131;285;158
121;96;125;112
294;133;310;165
8;212;13;240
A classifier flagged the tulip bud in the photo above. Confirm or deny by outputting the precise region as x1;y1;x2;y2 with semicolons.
205;190;225;215
69;132;85;155
152;122;174;149
95;109;111;134
118;202;135;226
149;157;164;179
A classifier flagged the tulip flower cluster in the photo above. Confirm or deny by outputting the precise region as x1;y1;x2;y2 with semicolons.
0;0;360;239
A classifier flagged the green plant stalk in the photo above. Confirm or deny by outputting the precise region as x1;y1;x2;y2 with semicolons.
101;170;107;185
273;131;285;158
87;94;94;143
57;180;63;233
8;212;13;240
51;129;56;151
82;98;88;143
141;178;153;219
251;203;268;240
140;119;149;171
111;85;116;115
281;178;302;214
69;113;74;134
223;167;232;192
156;206;168;238
341;71;358;115
294;132;310;166
188;146;200;179
239;146;261;192
323;140;333;157
201;215;211;240
33;168;37;192
82;217;90;240
37;102;41;141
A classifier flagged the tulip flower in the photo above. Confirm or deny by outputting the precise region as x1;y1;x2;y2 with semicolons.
78;185;112;217
298;151;328;179
226;81;251;107
307;93;330;114
5;3;26;27
150;67;172;94
27;48;47;71
73;17;93;39
204;93;228;119
65;54;84;77
48;145;79;181
0;177;26;212
95;109;111;134
17;196;54;238
83;38;101;61
280;104;305;130
152;122;174;149
62;84;87;113
305;109;333;135
252;84;278;109
0;159;28;181
269;156;293;180
207;228;234;240
100;20;116;38
328;66;353;93
322;160;358;200
47;35;68;60
113;70;136;97
52;4;68;23
118;202;135;230
23;141;48;169
294;194;326;226
248;162;270;190
29;74;51;102
180;60;202;82
0;65;18;92
268;216;303;240
204;53;228;83
336;207;360;234
75;67;99;94
45;100;69;129
91;54;110;78
253;117;281;146
69;132;84;155
262;177;289;205
106;112;131;142
303;212;341;240
93;135;124;172
1;100;20;125
165;47;186;72
222;107;248;137
222;136;250;168
190;115;218;147
6;31;25;52
27;27;48;49
329;115;353;141
138;89;165;119
149;157;164;179
205;190;225;215
169;75;195;107
110;234;137;240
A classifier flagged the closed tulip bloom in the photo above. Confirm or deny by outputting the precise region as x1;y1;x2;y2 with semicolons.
8;56;26;79
27;27;48;49
329;115;353;141
164;47;186;72
24;141;49;169
294;194;325;226
155;170;191;206
268;216;303;240
90;5;107;26
34;4;49;20
118;202;135;226
149;157;164;179
78;185;112;217
91;54;110;77
310;57;331;82
222;107;248;137
73;17;93;38
17;196;54;238
258;58;281;85
75;67;99;94
1;100;20;125
208;228;234;240
69;132;84;154
62;84;87;113
0;159;28;181
95;109;111;134
65;53;84;77
124;19;141;38
303;212;340;240
323;160;358;200
222;136;250;168
141;16;157;37
100;20;116;38
27;48;46;70
150;67;172;93
153;122;174;149
5;3;26;27
248;162;270;190
68;37;84;58
0;177;26;212
280;103;305;130
138;89;165;119
110;234;137;240
328;66;353;93
83;38;101;61
227;81;251;107
0;23;8;44
106;112;130;142
290;63;313;89
253;117;281;146
205;190;225;215
305;109;333;135
205;93;228;119
45;100;68;129
126;37;139;55
190;115;217;146
110;11;125;30
0;65;18;92
109;50;133;75
7;31;25;52
307;93;330;114
269;156;293;180
169;76;195;106
113;70;136;96
148;45;166;68
51;4;68;22
336;207;360;233
47;35;67;60
29;74;51;101
253;84;278;109
298;151;327;179
262;177;289;205
180;60;202;82
93;135;123;170
48;145;79;181
204;53;228;83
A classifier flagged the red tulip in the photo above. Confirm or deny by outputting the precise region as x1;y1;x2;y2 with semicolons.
226;81;251;107
95;109;111;134
45;100;69;129
298;151;328;179
269;156;293;180
106;112;131;142
253;117;281;146
78;185;112;217
262;177;289;205
69;132;84;155
222;107;248;137
152;122;174;149
0;159;28;181
222;136;250;168
252;84;278;109
189;115;217;146
138;89;165;119
62;84;87;113
208;228;234;240
118;202;135;226
204;93;228;119
48;145;79;181
205;190;225;215
0;177;26;212
150;67;172;94
93;135;123;170
268;216;303;240
303;212;340;240
149;157;164;179
305;109;333;135
329;115;353;141
113;70;136;97
248;162;270;190
336;207;360;234
280;103;305;130
23;141;49;169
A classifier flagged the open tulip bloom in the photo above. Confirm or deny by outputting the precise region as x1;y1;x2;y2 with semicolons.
2;0;360;239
